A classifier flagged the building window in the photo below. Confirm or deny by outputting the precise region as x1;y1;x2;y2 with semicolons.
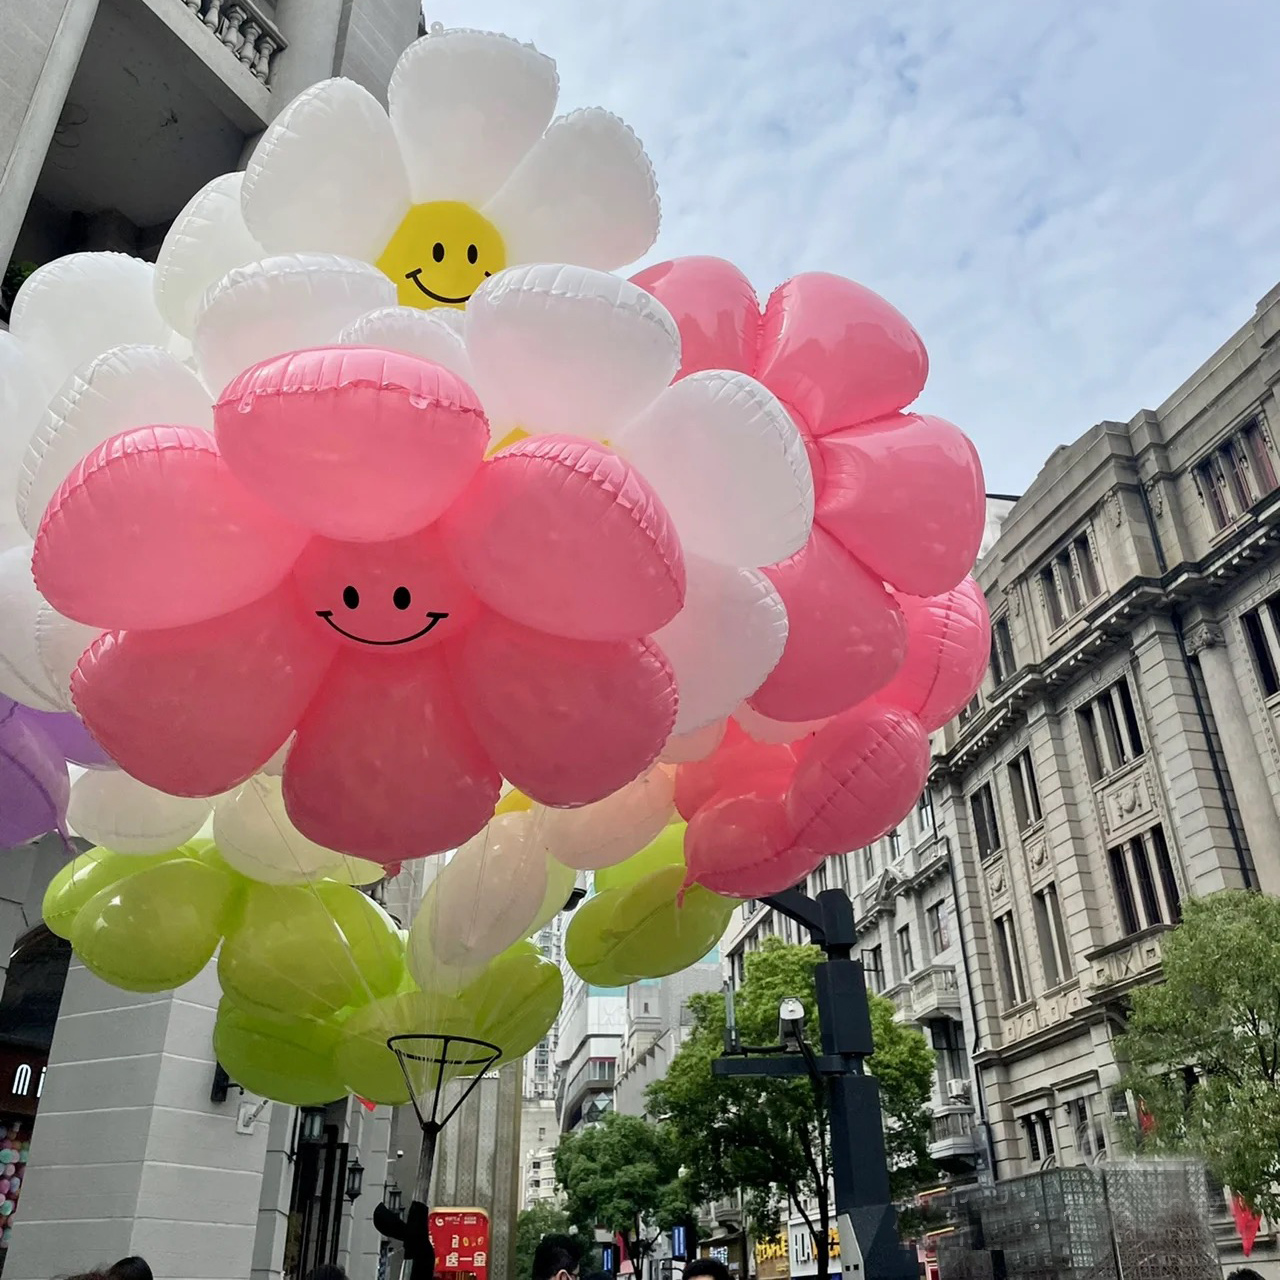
1194;419;1280;531
1107;825;1181;936
897;925;914;977
1077;676;1144;782
958;691;982;725
918;787;935;833
1032;883;1072;988
994;912;1028;1007
927;902;949;955
1022;1111;1056;1164
811;860;828;894
969;782;1002;858
1006;749;1043;831
1068;1097;1108;1160
888;828;902;860
864;944;885;993
862;846;876;881
1243;593;1280;698
1038;533;1103;631
990;615;1016;685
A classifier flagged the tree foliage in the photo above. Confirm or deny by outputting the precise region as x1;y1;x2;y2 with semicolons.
647;937;935;1280
1116;890;1280;1216
553;1110;698;1268
512;1203;595;1280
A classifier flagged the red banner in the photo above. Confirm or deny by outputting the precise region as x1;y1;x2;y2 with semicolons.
430;1207;490;1280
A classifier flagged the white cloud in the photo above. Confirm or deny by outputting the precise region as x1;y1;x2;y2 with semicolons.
422;0;1280;491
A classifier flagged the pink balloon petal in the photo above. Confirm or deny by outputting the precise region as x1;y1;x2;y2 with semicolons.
630;257;761;379
452;611;676;806
685;790;822;898
787;704;929;855
442;434;685;641
35;426;310;631
283;649;501;862
756;274;928;437
71;583;333;796
674;720;797;820
817;413;985;597
749;528;906;721
215;347;490;542
875;578;991;731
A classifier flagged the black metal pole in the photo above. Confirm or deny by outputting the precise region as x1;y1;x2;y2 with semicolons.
713;887;917;1280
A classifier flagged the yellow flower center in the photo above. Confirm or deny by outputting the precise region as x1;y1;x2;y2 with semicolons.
376;201;506;310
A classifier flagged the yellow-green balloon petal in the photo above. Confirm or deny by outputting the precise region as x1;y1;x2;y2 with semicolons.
593;822;687;894
214;997;346;1106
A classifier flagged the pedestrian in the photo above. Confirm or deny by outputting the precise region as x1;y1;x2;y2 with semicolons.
532;1233;584;1280
107;1258;153;1280
1227;1271;1265;1280
683;1260;732;1280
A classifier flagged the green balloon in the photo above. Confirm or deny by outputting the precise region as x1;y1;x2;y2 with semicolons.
567;865;733;986
43;847;179;940
593;822;687;894
71;857;240;992
468;945;564;1067
214;997;346;1106
219;881;405;1021
334;991;480;1106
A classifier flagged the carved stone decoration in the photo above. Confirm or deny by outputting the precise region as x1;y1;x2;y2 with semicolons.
1184;621;1223;655
1100;768;1155;837
1144;477;1164;516
1104;491;1123;527
987;861;1007;899
1029;839;1048;870
1004;582;1021;617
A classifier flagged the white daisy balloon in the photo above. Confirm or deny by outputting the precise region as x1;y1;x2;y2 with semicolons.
154;26;661;336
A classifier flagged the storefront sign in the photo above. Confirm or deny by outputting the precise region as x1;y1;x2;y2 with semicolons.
429;1207;490;1280
786;1222;840;1279
0;1049;47;1119
754;1234;788;1280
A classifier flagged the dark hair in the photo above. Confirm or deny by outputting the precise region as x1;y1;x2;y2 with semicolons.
1228;1272;1265;1280
533;1233;584;1280
683;1260;732;1280
108;1262;153;1280
582;1272;613;1280
304;1267;348;1280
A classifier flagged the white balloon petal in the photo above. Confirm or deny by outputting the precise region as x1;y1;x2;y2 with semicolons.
339;307;474;383
34;602;98;711
0;543;62;711
538;766;676;870
0;335;47;551
525;856;579;937
18;345;212;536
389;30;559;205
655;558;788;734
193;254;395;394
484;108;660;270
242;79;411;259
617;370;814;568
660;720;727;764
213;775;346;884
153;173;264;338
465;264;678;441
734;702;830;744
8;253;171;394
67;770;212;854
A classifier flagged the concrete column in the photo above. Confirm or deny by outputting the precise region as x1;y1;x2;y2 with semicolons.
267;0;345;108
0;0;99;267
1185;620;1280;894
249;1103;295;1280
0;834;67;995
5;962;270;1280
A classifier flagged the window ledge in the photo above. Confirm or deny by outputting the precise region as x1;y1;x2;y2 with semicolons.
1017;819;1046;841
1001;998;1036;1020
1089;754;1147;794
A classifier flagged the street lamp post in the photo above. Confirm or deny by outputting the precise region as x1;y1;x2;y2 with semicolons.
712;887;917;1280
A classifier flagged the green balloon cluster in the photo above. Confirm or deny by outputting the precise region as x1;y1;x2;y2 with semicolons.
565;823;734;986
43;843;563;1107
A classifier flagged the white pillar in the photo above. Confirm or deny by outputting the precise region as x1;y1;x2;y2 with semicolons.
266;0;344;109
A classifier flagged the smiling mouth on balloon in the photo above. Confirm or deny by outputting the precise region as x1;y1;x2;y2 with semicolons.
404;267;491;305
315;610;449;645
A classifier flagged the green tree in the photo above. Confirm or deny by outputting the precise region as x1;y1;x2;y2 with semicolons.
554;1111;698;1271
1116;890;1280;1216
512;1203;595;1280
648;938;935;1280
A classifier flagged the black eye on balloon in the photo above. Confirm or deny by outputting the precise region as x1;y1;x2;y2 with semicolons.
342;586;360;609
393;586;412;610
432;242;445;263
467;244;478;264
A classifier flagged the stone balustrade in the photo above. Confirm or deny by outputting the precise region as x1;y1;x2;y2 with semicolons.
180;0;287;86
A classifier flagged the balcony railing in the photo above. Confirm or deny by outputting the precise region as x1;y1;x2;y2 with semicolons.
929;1108;974;1143
909;964;962;1020
179;0;287;86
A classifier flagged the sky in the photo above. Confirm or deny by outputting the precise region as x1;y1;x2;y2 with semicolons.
421;0;1280;493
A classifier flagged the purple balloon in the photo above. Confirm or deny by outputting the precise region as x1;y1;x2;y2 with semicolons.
0;696;70;846
16;705;114;769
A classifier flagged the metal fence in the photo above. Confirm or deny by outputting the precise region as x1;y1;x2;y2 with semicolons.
933;1162;1220;1280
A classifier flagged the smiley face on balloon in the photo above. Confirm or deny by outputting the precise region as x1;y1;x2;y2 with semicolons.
378;202;505;309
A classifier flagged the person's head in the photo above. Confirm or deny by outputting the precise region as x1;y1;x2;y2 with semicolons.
108;1258;152;1280
683;1260;731;1280
304;1268;347;1280
1228;1271;1265;1280
582;1272;613;1280
533;1233;584;1280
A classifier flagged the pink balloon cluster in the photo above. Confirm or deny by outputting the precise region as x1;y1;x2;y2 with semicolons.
631;258;990;896
34;348;685;861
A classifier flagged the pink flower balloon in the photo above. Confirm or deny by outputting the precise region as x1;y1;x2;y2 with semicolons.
633;258;986;721
34;346;684;862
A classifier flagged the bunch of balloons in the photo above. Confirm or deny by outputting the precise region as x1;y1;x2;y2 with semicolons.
0;22;995;1110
